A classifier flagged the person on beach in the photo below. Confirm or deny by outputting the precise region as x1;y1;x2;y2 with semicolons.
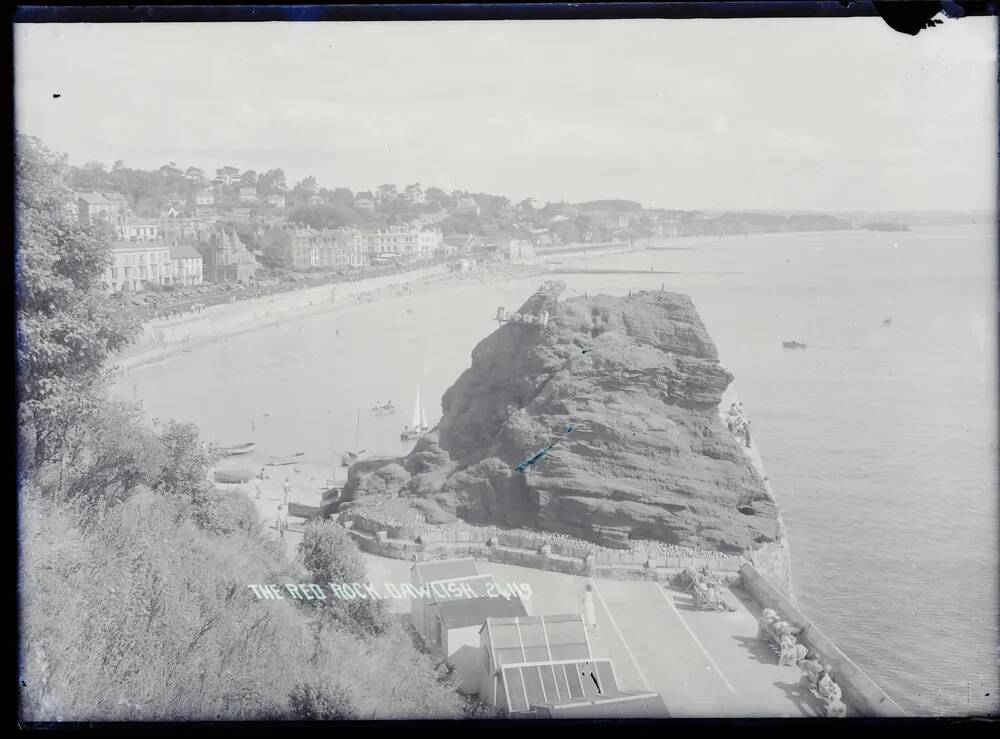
581;584;599;632
254;478;263;500
275;505;288;539
282;477;291;503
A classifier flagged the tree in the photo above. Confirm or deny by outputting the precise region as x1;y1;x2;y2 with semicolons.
184;167;206;187
216;166;240;182
257;168;287;195
287;682;355;719
293;176;318;195
403;183;422;202
376;184;397;202
16;135;140;474
298;521;389;635
330;187;353;205
240;170;259;186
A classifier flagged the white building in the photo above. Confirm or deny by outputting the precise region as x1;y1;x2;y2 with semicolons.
410;559;529;695
169;243;205;287
119;217;162;242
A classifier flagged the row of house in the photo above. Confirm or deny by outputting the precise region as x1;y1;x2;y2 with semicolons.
100;241;203;293
409;558;668;718
263;224;443;271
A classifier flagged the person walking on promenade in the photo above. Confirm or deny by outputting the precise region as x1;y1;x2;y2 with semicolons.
581;584;599;632
275;505;288;540
282;477;291;503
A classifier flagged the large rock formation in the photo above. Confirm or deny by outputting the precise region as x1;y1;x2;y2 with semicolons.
340;283;781;553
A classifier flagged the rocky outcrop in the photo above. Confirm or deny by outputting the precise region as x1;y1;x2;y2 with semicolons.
340;284;782;554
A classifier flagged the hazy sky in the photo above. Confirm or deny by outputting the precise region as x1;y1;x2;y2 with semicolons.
14;17;997;211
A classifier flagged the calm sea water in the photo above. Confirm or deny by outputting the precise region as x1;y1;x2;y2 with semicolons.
115;224;998;716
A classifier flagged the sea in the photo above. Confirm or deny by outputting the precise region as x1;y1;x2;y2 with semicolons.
114;224;998;716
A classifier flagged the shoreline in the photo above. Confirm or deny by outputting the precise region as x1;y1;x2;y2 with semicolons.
111;261;548;373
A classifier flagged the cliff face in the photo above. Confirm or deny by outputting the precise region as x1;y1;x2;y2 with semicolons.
341;284;781;554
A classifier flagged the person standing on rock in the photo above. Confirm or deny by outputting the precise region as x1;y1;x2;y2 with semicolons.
581;584;599;632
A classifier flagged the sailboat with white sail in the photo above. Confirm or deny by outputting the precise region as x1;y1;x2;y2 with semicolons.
341;408;367;466
400;385;429;441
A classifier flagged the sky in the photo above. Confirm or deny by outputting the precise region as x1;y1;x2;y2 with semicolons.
14;17;998;212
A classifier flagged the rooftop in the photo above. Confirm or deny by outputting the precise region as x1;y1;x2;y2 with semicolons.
411;557;478;586
484;613;590;667
436;594;528;629
169;243;203;260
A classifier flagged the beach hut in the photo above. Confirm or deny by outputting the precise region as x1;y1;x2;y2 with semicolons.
476;614;668;717
410;558;529;694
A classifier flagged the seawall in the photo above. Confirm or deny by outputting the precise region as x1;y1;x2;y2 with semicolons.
740;563;907;717
111;264;450;371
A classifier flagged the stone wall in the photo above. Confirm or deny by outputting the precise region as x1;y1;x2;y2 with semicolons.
342;512;746;585
739;563;906;717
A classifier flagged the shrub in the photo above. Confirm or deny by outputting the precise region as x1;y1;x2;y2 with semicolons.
297;521;390;635
287;681;355;720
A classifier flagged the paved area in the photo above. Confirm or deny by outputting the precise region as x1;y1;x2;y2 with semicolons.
359;552;831;717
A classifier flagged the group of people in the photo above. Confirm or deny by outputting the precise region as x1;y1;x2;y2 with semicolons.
760;609;847;718
684;566;736;611
726;402;752;448
372;400;396;413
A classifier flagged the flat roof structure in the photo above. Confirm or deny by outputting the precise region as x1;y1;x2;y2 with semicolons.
411;557;479;585
437;595;528;629
483;614;591;670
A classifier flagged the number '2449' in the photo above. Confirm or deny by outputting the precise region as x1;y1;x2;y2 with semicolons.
485;582;532;600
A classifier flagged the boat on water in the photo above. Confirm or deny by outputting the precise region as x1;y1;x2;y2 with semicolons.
220;441;256;456
883;317;893;326
400;385;429;441
371;401;397;416
782;341;807;350
341;408;367;466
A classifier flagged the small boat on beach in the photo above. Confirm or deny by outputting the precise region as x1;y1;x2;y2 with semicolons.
342;408;367;466
782;341;807;350
220;442;256;456
269;451;305;466
401;385;429;441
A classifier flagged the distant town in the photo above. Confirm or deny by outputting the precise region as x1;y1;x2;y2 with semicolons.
67;160;940;306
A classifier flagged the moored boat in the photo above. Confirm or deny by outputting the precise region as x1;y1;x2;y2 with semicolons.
782;341;807;349
401;385;429;441
342;409;366;466
221;441;256;456
371;401;397;416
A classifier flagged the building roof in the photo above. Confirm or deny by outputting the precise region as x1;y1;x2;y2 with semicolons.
436;594;528;629
411;558;479;586
501;657;618;713
124;217;161;227
77;191;111;204
169;243;203;260
483;614;590;669
109;241;171;253
427;574;496;604
533;691;670;719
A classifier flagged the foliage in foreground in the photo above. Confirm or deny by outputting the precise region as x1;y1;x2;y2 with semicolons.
19;489;466;721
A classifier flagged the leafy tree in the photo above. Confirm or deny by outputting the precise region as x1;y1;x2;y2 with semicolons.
330;187;353;205
376;184;397;202
184;166;205;185
257;168;287;195
403;182;422;202
293;176;318;194
298;521;389;635
240;170;258;186
287;682;355;719
16;135;140;474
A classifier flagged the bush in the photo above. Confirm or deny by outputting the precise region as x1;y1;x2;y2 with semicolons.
297;521;390;635
287;681;355;719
